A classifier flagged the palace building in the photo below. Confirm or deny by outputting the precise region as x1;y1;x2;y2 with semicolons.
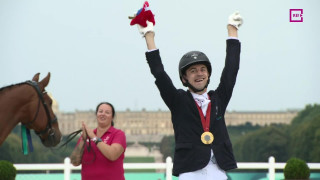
52;98;298;143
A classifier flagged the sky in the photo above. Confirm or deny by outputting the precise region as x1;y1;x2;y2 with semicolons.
0;0;319;113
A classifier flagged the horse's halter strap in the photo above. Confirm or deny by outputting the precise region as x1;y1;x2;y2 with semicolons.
24;80;57;137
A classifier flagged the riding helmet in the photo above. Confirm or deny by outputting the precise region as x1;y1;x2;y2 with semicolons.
178;51;212;87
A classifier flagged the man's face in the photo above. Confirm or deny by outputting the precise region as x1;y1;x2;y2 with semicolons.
182;64;209;94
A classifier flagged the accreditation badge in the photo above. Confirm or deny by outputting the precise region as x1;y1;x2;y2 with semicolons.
201;132;214;144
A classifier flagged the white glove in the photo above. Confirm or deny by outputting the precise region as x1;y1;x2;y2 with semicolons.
228;11;243;29
137;20;154;37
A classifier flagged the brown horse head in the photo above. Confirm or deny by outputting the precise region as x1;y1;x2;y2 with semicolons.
0;72;62;147
25;72;62;147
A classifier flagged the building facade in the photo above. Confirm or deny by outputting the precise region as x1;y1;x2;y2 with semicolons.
52;99;298;142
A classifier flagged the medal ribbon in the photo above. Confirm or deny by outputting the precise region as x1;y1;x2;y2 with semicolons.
21;124;34;155
195;101;211;132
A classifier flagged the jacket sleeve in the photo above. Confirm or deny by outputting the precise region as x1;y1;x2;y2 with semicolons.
145;49;178;111
215;39;241;112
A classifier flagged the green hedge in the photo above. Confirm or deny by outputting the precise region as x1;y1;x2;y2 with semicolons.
0;160;17;180
124;157;155;172
284;157;310;179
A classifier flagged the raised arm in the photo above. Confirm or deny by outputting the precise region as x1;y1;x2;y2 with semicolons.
145;31;156;50
215;11;243;111
227;25;238;38
129;2;180;110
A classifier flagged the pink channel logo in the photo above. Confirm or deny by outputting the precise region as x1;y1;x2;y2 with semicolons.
290;9;303;22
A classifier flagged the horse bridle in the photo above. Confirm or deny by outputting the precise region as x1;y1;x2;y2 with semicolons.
24;80;58;139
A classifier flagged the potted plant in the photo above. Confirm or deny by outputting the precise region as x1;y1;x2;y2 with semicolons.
0;160;17;180
284;157;310;180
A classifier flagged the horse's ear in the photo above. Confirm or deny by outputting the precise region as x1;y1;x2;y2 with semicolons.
39;72;51;91
32;73;40;82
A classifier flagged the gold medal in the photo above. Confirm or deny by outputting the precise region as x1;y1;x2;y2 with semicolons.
201;132;214;144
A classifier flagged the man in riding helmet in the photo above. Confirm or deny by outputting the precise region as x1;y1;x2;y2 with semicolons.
130;2;243;179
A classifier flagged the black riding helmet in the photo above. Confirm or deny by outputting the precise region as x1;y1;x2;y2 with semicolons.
179;51;212;87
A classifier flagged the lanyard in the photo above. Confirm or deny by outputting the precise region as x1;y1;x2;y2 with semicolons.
195;101;211;132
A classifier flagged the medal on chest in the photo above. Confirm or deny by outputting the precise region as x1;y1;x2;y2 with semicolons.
201;131;214;144
195;99;214;144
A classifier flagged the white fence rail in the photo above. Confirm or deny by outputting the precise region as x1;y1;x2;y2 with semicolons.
14;156;320;180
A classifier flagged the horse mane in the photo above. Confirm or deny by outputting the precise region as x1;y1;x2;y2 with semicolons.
0;81;28;92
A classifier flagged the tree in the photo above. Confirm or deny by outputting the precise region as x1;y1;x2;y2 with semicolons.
159;136;175;162
234;126;289;162
288;113;320;162
234;104;320;162
291;104;320;126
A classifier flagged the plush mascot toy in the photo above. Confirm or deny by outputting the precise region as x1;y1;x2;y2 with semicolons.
129;1;155;36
